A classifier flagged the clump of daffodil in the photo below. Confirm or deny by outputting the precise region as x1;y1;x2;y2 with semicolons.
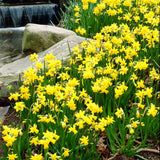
2;0;160;159
7;153;18;160
2;125;22;147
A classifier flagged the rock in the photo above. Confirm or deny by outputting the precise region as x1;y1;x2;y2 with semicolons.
39;35;85;62
0;106;10;131
0;35;86;104
0;27;24;68
22;23;77;54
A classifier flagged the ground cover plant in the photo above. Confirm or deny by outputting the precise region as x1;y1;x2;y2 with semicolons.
1;0;160;159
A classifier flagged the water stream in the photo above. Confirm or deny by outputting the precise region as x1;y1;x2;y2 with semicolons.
0;3;60;28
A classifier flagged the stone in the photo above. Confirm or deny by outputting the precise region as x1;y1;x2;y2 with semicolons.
39;35;85;62
22;23;77;54
0;35;86;104
0;106;10;131
0;27;24;68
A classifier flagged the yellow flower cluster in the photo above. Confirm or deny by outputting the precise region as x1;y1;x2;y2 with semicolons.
75;27;86;35
2;125;22;147
72;0;159;40
7;153;18;160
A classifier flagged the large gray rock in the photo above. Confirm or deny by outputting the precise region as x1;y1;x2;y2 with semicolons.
0;27;24;68
0;35;86;105
22;23;77;54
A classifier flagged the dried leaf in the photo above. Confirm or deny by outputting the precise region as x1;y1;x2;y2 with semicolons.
97;136;110;159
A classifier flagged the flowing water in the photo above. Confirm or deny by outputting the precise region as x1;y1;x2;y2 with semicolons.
0;3;60;28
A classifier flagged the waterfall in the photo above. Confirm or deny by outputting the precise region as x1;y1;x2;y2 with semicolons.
0;4;60;28
1;0;52;3
24;5;33;23
9;6;23;27
0;7;9;27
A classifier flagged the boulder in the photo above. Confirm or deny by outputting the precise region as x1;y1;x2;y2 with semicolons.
0;27;24;68
22;23;77;54
0;35;86;105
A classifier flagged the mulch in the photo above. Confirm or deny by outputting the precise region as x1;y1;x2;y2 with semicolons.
0;107;159;159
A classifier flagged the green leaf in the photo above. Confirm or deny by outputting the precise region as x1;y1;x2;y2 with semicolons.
135;154;148;160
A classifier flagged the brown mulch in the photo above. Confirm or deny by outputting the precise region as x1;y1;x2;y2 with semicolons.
0;107;160;160
97;132;160;160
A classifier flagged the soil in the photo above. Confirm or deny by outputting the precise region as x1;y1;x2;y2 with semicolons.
0;107;159;159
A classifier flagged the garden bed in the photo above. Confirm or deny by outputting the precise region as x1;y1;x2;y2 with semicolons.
0;107;159;159
0;0;160;160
